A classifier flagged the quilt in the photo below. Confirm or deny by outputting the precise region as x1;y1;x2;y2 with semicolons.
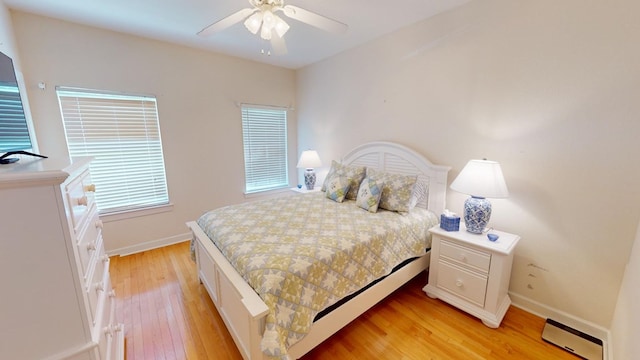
197;192;438;359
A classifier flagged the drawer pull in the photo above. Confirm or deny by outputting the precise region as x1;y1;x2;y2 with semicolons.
87;242;97;251
104;323;124;337
76;196;88;206
104;323;123;336
104;324;115;336
84;184;96;192
455;280;464;288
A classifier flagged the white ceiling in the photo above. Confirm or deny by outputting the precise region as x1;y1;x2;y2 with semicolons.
4;0;470;69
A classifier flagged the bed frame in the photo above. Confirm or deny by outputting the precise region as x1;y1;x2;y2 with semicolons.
186;141;450;359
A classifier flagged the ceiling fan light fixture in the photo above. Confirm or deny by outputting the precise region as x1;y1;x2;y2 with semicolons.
262;10;276;30
198;0;347;57
273;16;290;38
244;12;263;34
260;24;272;40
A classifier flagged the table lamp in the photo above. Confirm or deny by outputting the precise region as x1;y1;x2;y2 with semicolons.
449;159;509;234
297;150;322;190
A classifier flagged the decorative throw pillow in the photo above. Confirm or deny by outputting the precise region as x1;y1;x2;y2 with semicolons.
325;174;351;203
366;169;418;212
321;160;366;200
356;177;383;212
409;179;429;209
321;160;339;191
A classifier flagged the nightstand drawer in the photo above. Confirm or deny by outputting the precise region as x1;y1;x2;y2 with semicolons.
437;259;488;307
440;239;491;273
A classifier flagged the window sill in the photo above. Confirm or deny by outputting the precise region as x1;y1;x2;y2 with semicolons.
243;186;291;200
100;203;174;223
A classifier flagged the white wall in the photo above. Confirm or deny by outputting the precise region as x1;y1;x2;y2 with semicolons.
610;220;640;359
10;11;297;254
296;0;640;331
0;3;17;64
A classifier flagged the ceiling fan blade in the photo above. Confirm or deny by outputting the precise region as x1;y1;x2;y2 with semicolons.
198;7;258;36
281;5;348;34
270;33;288;56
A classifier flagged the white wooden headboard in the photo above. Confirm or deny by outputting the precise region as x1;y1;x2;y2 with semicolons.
341;141;451;216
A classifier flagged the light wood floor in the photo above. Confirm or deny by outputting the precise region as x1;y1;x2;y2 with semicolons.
110;241;577;360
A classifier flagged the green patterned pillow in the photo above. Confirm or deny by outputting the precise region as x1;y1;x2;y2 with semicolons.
356;177;383;212
321;160;366;200
321;160;339;191
325;174;351;203
366;169;418;212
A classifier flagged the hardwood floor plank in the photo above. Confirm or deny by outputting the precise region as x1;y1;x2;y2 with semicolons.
111;241;578;360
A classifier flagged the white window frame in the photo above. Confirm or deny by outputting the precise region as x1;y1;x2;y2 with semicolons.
56;87;170;217
241;104;289;194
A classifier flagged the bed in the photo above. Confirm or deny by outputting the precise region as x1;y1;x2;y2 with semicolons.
186;141;450;359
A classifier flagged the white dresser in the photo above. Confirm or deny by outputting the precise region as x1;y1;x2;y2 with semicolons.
423;225;520;328
0;157;124;360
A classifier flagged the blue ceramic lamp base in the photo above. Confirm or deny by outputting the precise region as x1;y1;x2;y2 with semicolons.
304;169;316;190
463;196;492;234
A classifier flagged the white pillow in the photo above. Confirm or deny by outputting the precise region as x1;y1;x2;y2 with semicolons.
409;180;429;209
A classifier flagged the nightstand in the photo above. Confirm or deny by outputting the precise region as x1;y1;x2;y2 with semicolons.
290;186;320;194
423;225;520;328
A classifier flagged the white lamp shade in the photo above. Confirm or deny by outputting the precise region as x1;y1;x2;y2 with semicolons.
260;24;272;40
296;150;322;169
273;15;290;38
262;10;275;29
243;8;290;40
244;12;263;34
450;159;509;198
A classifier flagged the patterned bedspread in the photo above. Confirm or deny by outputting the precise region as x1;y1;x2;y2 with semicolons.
197;192;438;359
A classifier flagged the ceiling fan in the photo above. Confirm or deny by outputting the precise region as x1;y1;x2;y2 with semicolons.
197;0;348;55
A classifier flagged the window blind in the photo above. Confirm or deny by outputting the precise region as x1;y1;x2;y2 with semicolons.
57;88;169;214
0;84;31;151
241;105;288;193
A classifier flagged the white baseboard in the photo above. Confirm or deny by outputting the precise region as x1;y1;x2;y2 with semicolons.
509;291;612;360
107;232;191;257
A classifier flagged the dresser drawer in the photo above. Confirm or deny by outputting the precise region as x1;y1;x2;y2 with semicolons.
440;239;491;273
96;297;112;360
437;259;488;307
86;244;110;326
65;169;96;234
76;209;103;278
97;285;118;359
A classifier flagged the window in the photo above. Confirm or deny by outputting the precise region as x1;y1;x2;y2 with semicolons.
241;105;288;193
57;87;169;214
0;83;31;152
